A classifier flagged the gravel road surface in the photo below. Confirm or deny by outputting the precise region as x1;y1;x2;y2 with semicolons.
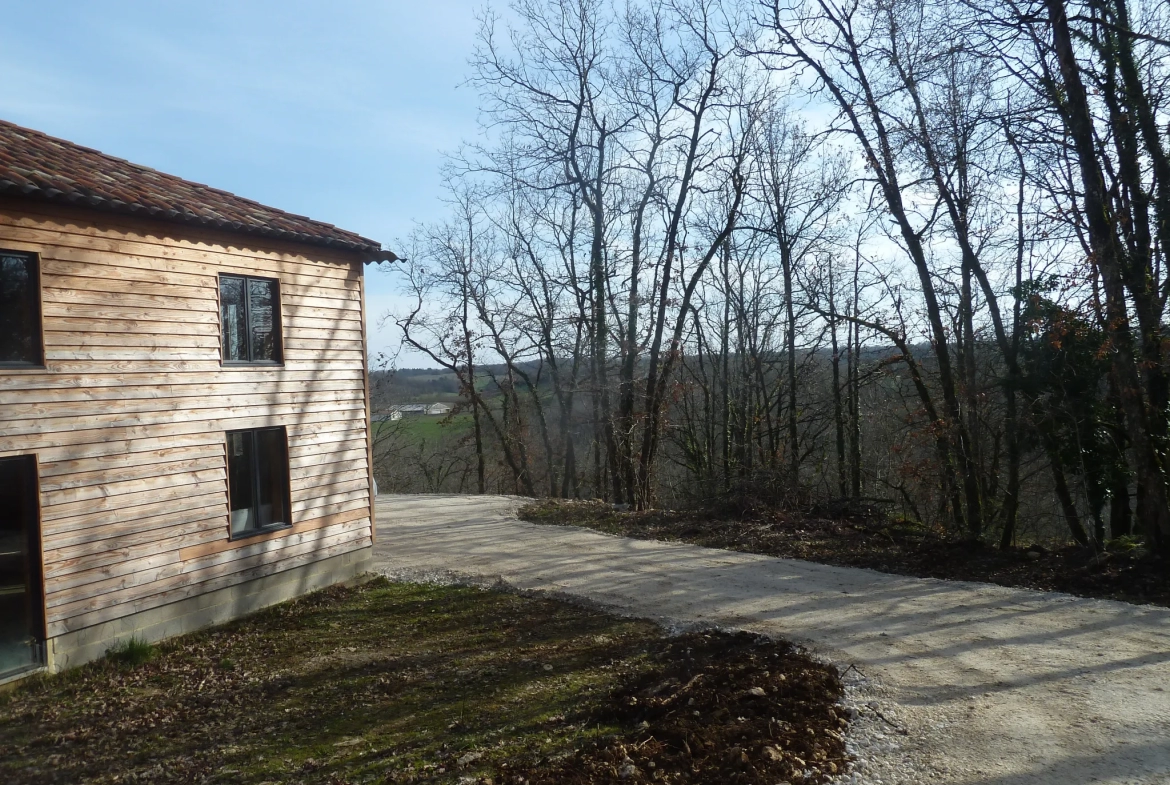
371;494;1170;785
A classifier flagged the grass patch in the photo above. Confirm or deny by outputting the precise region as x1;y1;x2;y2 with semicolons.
375;414;474;442
0;579;846;785
104;635;158;667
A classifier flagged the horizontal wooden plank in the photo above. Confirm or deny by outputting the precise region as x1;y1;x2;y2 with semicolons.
43;316;217;337
39;342;365;360
275;282;361;303
2;379;365;406
50;515;370;597
41;478;227;524
38;245;358;294
46;525;370;611
38;446;224;480
281;292;362;313
181;521;369;573
279;305;365;323
42;467;227;508
289;435;368;454
48;533;371;628
43;498;227;549
280;315;365;333
1;431;225;464
44;508;228;565
43;331;221;350
292;486;369;516
0;399;366;438
42;326;365;349
282;348;366;362
291;466;370;488
27;224;360;273
0;409;364;454
44;347;220;362
40;463;367;543
275;325;365;341
38;244;359;293
282;337;365;351
47;548;181;596
289;447;368;471
39;453;223;491
44;461;362;514
289;426;368;449
42;291;364;327
291;495;370;521
0;207;362;277
39;256;214;290
44;518;231;583
43;285;216;313
48;536;373;635
42;272;213;300
43;454;366;499
179;507;371;560
0;389;365;424
0;367;365;391
294;475;370;498
43;301;220;324
39;447;224;482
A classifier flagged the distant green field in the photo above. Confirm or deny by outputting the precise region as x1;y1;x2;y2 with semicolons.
373;413;474;442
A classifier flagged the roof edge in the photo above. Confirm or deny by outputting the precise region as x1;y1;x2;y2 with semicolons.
0;183;397;257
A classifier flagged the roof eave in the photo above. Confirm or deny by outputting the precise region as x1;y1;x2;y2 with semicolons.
0;185;399;261
358;248;401;264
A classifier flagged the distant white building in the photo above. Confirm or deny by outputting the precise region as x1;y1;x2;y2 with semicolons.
383;403;452;418
388;404;427;416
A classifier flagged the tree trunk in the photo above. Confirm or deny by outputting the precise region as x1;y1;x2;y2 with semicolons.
829;264;847;497
1044;0;1170;552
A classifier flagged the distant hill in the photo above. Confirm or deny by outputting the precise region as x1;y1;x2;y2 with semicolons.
372;368;461;403
372;344;922;407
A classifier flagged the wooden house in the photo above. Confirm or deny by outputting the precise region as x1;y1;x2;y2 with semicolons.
0;120;394;682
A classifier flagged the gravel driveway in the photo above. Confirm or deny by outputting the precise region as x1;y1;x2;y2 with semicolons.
372;494;1170;785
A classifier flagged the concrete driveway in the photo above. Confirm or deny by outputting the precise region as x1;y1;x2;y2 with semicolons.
372;494;1170;785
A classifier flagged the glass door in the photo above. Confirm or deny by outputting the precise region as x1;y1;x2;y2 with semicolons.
0;456;44;679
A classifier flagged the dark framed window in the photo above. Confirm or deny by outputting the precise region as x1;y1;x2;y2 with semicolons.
0;251;43;367
226;427;292;539
219;274;282;364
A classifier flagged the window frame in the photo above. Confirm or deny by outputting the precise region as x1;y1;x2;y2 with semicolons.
224;426;293;541
217;273;284;366
0;249;45;370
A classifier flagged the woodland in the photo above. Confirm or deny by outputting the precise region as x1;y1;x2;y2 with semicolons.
375;0;1170;560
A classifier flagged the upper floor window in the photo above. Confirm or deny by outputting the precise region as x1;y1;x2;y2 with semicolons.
0;251;43;367
219;274;282;364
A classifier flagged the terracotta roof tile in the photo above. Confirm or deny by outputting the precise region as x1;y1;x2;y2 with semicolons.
0;119;393;258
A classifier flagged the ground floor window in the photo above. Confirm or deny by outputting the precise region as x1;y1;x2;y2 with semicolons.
226;427;291;538
0;455;44;679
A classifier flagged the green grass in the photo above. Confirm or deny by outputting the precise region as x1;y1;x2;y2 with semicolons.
375;414;474;442
0;579;664;785
103;636;158;667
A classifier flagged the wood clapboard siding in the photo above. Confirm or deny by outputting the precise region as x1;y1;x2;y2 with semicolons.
0;200;374;638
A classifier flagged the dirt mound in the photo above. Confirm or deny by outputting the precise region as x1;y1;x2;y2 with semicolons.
512;631;848;784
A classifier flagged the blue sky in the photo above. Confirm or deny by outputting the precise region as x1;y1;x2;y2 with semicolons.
0;1;484;365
